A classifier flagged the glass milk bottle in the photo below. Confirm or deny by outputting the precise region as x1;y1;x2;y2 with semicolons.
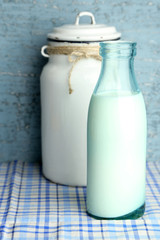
40;12;121;186
87;41;147;219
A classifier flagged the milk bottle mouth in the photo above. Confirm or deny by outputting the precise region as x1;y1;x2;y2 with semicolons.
100;41;137;58
100;40;136;46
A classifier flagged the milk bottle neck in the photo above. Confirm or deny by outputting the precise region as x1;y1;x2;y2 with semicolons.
94;42;140;95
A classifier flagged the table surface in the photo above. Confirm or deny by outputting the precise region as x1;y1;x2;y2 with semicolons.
0;160;160;240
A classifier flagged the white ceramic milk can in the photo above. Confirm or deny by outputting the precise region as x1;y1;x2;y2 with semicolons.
40;12;121;186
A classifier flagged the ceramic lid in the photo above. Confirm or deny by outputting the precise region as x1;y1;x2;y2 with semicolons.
47;12;121;42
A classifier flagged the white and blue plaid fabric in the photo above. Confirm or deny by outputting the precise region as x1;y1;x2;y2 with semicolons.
0;160;160;239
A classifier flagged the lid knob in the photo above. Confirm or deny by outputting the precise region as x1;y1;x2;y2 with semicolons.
75;11;96;25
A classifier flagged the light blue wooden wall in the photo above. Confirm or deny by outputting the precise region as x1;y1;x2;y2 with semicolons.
0;0;160;162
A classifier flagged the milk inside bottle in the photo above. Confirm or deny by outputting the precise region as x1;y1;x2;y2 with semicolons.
87;41;147;219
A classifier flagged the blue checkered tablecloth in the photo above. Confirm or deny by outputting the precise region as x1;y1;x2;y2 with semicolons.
0;160;160;239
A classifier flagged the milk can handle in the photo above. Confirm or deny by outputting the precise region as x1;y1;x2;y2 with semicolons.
41;45;49;58
75;12;96;25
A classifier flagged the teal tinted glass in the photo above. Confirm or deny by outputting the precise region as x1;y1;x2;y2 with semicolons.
87;41;147;220
94;41;139;95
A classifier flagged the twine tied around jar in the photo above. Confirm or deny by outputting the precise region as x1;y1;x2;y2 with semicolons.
44;45;102;94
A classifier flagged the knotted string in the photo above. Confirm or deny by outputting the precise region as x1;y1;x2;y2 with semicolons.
47;46;101;94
